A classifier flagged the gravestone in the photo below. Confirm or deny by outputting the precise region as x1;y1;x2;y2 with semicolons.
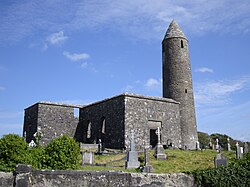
215;138;220;152
244;142;249;154
214;153;228;168
28;140;36;148
82;152;94;165
154;127;167;160
97;139;102;155
227;137;231;151
142;145;154;173
208;139;212;149
196;141;201;150
236;142;243;160
125;130;140;169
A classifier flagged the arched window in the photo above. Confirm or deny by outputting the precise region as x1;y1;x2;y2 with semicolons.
181;40;184;48
87;121;91;139
101;117;106;134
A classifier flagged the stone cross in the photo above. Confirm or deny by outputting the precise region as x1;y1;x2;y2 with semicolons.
155;127;161;144
227;137;231;151
130;130;135;151
144;145;150;166
142;145;153;173
125;130;140;169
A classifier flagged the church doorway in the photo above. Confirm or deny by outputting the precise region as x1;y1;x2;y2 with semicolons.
150;129;158;148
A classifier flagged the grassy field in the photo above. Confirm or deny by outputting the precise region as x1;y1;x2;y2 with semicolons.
80;149;236;173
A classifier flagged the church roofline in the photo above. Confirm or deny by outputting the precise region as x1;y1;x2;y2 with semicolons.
25;101;84;110
82;92;179;108
25;93;179;110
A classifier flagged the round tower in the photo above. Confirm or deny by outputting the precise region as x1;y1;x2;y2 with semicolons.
162;20;198;149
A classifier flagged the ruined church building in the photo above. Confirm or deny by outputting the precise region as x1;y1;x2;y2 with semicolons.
23;21;198;150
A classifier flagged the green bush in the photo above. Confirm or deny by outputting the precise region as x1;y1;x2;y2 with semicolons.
27;147;46;169
192;152;250;187
0;134;81;171
0;134;28;171
44;135;80;170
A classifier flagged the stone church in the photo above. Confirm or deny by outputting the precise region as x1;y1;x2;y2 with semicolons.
23;20;198;150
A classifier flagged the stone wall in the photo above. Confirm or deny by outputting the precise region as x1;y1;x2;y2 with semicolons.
24;102;81;145
23;104;39;143
77;93;181;151
77;95;125;149
0;165;196;187
124;94;181;150
0;172;14;187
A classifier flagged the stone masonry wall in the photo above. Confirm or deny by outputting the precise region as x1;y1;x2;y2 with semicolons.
37;103;79;145
23;102;81;145
0;165;196;187
23;104;39;143
0;172;14;187
77;95;125;149
124;94;181;150
163;37;198;149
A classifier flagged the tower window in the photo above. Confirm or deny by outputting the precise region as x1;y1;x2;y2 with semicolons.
185;89;187;93
181;40;184;48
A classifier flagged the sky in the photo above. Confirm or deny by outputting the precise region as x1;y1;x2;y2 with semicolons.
0;0;250;141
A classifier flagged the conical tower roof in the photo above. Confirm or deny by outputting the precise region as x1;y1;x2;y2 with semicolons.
163;20;187;40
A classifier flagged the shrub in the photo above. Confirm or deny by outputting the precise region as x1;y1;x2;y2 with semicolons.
44;135;80;170
192;152;250;187
0;134;28;171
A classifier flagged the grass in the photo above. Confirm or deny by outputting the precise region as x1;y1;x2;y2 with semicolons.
150;149;235;173
79;149;236;173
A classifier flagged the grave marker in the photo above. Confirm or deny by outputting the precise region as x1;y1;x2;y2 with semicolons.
125;130;140;169
214;153;228;168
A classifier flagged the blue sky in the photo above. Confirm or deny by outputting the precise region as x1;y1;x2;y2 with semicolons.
0;0;250;141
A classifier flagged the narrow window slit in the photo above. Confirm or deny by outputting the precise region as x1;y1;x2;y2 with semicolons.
181;40;184;48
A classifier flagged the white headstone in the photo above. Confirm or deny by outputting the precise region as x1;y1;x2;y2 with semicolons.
28;140;36;148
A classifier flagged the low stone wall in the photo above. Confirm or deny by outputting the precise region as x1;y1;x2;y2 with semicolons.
0;172;14;187
0;165;196;187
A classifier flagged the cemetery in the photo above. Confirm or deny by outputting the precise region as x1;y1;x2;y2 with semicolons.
0;20;250;186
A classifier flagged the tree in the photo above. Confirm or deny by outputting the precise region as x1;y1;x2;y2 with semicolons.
0;134;28;170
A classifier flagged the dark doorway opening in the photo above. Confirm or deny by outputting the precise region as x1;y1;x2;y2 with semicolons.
150;129;158;148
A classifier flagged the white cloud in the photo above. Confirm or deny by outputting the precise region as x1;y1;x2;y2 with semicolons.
195;67;214;73
81;62;88;68
63;51;90;62
194;76;250;107
46;31;68;45
1;1;250;44
145;78;161;88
